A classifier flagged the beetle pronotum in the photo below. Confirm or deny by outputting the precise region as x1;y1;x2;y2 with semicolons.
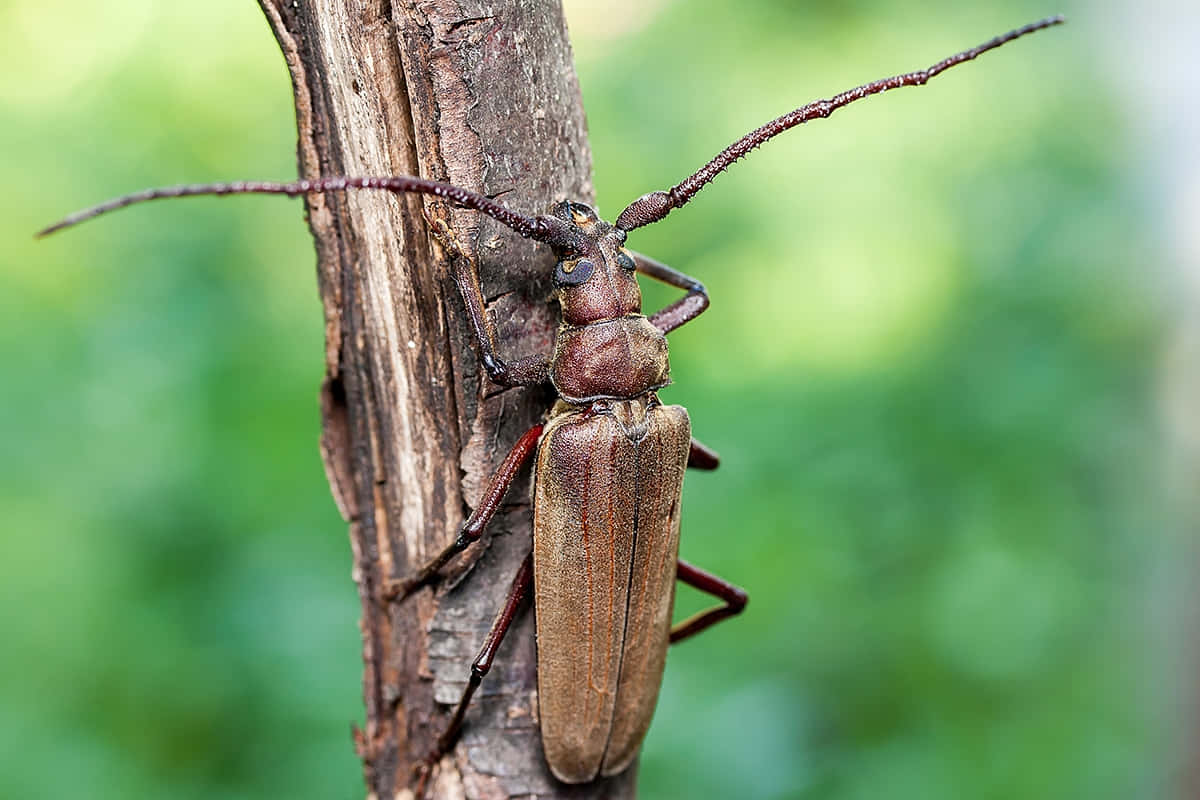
41;14;1064;793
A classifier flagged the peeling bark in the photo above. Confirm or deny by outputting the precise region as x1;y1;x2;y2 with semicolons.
257;1;637;797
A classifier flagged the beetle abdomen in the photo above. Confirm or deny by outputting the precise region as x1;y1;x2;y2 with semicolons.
532;399;690;783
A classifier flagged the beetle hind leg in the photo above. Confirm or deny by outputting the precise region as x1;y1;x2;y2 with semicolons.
413;551;534;797
669;559;748;643
687;437;720;470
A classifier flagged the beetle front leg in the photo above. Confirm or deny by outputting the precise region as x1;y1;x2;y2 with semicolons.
632;250;710;334
430;214;551;387
413;551;534;798
670;559;748;643
386;423;544;601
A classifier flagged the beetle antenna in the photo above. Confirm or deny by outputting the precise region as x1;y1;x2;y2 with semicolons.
616;15;1065;231
37;175;562;241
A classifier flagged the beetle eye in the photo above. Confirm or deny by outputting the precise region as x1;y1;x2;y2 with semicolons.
555;258;595;287
616;249;636;272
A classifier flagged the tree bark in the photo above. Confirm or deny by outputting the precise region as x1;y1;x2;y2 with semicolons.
256;1;637;798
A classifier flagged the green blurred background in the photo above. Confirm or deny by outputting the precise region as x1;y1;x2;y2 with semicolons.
4;1;1195;798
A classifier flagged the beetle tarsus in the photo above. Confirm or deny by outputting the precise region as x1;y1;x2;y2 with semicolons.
380;528;480;605
381;575;425;603
384;545;459;602
669;559;749;643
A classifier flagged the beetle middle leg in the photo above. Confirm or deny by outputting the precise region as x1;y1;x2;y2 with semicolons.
413;551;534;797
670;559;748;643
387;422;544;600
632;251;709;334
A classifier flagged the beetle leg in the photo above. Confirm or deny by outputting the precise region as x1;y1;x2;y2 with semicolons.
669;559;748;644
429;212;551;387
631;250;710;334
414;551;534;797
687;437;720;470
386;423;544;601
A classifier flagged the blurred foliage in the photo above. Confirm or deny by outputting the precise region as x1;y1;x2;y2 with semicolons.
2;1;1185;799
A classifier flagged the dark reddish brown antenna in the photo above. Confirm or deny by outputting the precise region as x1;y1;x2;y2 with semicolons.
37;175;564;242
615;15;1065;232
39;17;1063;244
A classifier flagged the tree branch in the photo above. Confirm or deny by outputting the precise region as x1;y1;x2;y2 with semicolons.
258;1;635;797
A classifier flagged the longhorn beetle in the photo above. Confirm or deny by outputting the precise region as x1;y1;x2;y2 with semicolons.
41;15;1064;793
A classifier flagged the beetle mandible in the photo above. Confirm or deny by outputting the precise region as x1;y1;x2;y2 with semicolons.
40;14;1065;792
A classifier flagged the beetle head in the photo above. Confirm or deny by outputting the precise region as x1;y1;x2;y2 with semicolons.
542;201;641;325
